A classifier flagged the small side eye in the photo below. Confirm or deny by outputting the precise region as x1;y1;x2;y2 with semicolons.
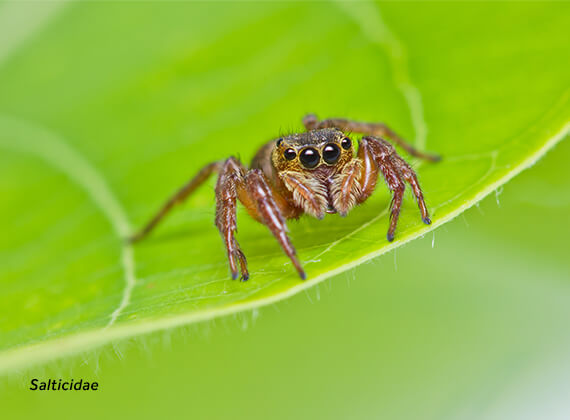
341;137;352;150
276;138;284;147
284;148;296;160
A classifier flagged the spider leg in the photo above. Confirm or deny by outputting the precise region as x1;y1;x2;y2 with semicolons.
358;136;431;241
303;113;440;162
129;161;222;243
215;157;250;281
390;152;430;224
215;160;305;280
245;170;306;280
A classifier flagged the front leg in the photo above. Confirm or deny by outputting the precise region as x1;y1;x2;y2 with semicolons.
216;160;305;280
245;170;306;279
303;113;440;162
357;137;431;241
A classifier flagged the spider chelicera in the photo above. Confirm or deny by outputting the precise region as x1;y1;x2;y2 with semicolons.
130;114;440;281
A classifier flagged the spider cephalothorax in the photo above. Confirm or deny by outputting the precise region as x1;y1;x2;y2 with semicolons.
269;128;357;219
130;114;440;281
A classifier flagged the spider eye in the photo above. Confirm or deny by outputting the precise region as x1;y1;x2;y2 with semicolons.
276;138;284;147
299;148;320;168
323;143;341;164
283;148;296;160
341;137;352;150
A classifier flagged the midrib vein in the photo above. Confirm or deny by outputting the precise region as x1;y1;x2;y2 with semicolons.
0;116;136;327
335;1;428;151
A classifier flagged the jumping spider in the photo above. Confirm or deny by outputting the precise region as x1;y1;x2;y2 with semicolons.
130;114;440;281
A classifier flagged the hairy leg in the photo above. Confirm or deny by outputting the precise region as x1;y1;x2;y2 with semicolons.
215;157;250;280
216;161;305;280
245;170;306;280
129;161;222;242
303;113;440;162
390;152;430;224
357;136;431;241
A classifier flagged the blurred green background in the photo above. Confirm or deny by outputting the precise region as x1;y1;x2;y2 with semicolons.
1;1;569;418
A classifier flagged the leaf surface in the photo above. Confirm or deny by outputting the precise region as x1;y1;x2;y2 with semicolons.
0;1;568;372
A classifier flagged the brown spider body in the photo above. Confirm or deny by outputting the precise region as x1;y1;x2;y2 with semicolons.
252;128;356;219
130;114;440;281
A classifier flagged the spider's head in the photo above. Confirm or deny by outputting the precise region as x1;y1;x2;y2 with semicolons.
272;128;354;174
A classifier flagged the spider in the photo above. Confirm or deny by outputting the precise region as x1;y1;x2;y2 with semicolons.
130;114;440;281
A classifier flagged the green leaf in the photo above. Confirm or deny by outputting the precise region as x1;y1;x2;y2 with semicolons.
0;1;568;373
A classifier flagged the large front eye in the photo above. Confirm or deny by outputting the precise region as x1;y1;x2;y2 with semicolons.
284;148;296;160
299;148;320;168
323;143;341;164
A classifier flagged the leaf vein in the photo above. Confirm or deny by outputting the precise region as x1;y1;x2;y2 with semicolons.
0;115;136;328
335;1;428;149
